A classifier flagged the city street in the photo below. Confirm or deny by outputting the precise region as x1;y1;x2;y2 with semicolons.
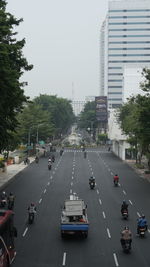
3;148;150;267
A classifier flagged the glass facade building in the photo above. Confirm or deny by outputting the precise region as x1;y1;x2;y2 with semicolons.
100;0;150;108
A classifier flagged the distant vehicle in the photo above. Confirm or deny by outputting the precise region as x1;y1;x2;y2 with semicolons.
0;210;17;266
61;194;89;238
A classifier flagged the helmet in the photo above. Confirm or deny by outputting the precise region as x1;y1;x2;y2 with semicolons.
115;174;118;176
123;200;126;204
9;192;13;196
142;214;145;219
124;226;129;230
31;203;35;207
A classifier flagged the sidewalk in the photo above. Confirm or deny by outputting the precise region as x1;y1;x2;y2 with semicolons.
125;159;150;183
0;157;35;189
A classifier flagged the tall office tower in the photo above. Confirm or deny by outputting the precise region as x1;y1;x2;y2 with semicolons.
100;0;150;108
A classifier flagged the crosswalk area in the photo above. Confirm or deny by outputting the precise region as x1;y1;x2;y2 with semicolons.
63;150;110;153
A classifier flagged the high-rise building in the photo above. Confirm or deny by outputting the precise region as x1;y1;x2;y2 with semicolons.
100;0;150;108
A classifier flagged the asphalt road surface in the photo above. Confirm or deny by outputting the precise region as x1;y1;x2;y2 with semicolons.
3;147;150;267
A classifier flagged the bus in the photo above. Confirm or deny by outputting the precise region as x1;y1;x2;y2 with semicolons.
0;210;17;267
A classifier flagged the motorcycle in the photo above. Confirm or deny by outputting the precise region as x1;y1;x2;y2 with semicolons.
90;181;95;189
122;209;128;220
48;163;52;170
139;226;146;237
28;212;35;224
114;179;118;187
0;198;7;208
121;239;131;253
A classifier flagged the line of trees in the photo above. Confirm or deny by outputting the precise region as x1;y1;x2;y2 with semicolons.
118;68;150;168
0;1;75;152
16;95;75;146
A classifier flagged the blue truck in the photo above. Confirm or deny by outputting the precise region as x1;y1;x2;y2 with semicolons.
61;194;89;238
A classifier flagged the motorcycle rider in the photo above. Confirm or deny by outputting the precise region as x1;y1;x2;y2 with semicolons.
121;200;128;215
0;191;7;207
120;226;132;248
52;154;55;162
28;203;36;214
7;192;15;209
137;215;148;234
113;174;119;184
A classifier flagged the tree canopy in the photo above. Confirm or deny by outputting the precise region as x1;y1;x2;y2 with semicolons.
0;0;33;152
16;94;75;145
78;101;97;130
118;68;150;165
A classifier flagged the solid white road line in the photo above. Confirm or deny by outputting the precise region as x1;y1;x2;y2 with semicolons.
99;199;102;205
71;182;73;186
72;176;74;180
123;190;126;195
39;198;42;204
118;183;121;187
113;253;119;267
62;252;67;266
129;200;133;205
102;211;106;219
23;227;28;237
111;172;113;176
137;212;141;217
44;189;46;194
47;182;50;186
97;189;99;194
107;228;111;238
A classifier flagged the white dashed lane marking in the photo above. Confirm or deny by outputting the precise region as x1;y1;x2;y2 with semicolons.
62;252;67;266
123;190;126;195
107;228;111;238
99;199;102;205
129;200;133;205
39;198;42;204
113;253;119;267
102;211;106;219
23;227;28;237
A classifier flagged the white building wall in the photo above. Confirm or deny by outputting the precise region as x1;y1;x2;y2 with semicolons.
100;0;150;108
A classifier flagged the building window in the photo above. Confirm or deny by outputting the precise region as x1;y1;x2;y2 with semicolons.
109;41;150;44
109;60;150;63
109;47;150;50
109;9;150;12
109;54;150;57
109;16;150;19
109;35;150;38
108;86;122;88
109;28;150;31
108;79;122;82
109;22;150;25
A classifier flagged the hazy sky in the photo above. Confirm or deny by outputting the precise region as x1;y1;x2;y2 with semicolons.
7;0;109;101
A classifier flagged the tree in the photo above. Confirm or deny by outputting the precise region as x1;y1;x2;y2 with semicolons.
78;101;97;132
16;103;54;145
118;68;150;167
34;94;75;137
0;0;33;152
